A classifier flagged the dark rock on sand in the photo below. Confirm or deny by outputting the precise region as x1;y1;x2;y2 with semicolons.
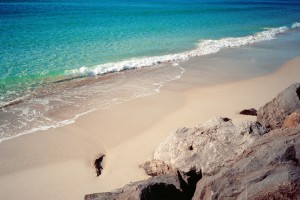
94;154;105;177
257;82;300;129
192;128;300;200
239;108;257;116
84;174;186;200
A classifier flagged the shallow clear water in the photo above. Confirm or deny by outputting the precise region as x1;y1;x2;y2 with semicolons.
1;0;300;140
1;0;300;102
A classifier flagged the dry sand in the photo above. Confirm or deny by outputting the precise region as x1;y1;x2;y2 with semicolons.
0;57;299;200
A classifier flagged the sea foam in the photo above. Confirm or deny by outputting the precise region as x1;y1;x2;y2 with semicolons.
1;22;299;143
66;24;296;77
292;22;300;29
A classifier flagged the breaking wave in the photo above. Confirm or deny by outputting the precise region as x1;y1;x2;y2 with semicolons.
66;23;298;77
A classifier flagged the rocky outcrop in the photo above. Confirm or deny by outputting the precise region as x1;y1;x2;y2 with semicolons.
239;108;257;116
192;128;300;200
178;169;202;199
147;117;266;176
282;109;300;129
257;83;300;129
85;83;300;200
84;174;186;200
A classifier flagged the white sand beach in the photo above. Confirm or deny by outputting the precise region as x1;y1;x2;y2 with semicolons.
0;55;299;200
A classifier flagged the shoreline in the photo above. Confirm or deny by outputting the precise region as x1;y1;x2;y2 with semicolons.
0;57;300;199
2;27;300;143
1;26;300;140
1;40;300;199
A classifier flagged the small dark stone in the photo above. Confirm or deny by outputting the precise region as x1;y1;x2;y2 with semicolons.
94;154;105;177
188;145;193;151
223;117;231;122
239;108;257;116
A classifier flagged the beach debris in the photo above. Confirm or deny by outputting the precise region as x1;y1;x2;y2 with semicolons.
94;154;105;177
257;82;300;129
239;108;257;116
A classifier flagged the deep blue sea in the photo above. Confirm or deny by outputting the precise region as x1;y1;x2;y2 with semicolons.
0;0;300;140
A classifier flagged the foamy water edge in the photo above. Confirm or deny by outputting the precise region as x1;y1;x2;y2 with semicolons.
1;22;299;143
0;66;185;143
66;23;299;77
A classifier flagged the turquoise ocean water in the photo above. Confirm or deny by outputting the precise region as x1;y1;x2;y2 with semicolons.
1;0;300;140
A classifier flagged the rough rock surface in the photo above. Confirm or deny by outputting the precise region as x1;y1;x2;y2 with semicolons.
148;117;266;176
192;128;300;200
85;84;300;200
257;82;300;129
141;160;176;176
282;109;300;129
239;108;257;116
84;175;185;200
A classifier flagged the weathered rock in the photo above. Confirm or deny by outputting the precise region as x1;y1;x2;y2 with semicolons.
178;168;203;200
141;160;176;176
94;154;105;177
84;174;186;200
237;120;266;136
192;128;300;200
239;108;257;116
282;109;300;128
257;83;300;129
147;117;266;177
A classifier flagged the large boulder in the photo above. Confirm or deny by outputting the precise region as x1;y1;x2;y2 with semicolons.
84;175;186;200
192;128;300;200
257;83;300;129
146;117;266;177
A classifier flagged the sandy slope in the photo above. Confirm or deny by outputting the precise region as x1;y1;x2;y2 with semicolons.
0;57;299;200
